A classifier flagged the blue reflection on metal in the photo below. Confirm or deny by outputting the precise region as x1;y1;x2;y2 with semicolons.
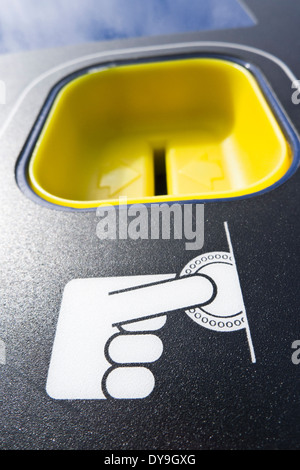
0;0;255;54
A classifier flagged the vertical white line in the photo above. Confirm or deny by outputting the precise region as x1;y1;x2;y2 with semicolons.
0;339;6;365
224;221;256;363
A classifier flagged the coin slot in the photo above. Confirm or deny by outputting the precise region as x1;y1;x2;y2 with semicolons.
19;57;298;209
153;147;167;196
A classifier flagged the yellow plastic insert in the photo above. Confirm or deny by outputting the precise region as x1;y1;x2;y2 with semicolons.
28;58;292;208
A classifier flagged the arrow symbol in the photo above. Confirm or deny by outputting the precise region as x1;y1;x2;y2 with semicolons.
179;153;223;190
98;162;140;198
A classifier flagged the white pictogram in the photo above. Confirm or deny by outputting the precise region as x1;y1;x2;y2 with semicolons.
46;222;255;400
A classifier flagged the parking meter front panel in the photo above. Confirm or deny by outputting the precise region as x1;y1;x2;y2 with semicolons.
0;0;300;450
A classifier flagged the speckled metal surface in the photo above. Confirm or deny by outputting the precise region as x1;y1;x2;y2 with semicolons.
0;0;299;450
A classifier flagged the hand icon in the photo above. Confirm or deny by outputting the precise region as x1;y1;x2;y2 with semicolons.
46;224;256;400
46;273;215;399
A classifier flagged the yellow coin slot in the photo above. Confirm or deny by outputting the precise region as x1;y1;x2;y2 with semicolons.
28;58;293;208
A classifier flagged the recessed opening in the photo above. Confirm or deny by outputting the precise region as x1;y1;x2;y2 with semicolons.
23;57;295;208
153;147;167;196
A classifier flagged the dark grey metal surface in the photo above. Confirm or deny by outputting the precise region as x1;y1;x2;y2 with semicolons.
0;0;299;450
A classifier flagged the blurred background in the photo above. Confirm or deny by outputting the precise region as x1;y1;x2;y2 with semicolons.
0;0;255;55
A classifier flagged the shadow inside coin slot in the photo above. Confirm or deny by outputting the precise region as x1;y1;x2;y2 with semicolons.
153;147;167;196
